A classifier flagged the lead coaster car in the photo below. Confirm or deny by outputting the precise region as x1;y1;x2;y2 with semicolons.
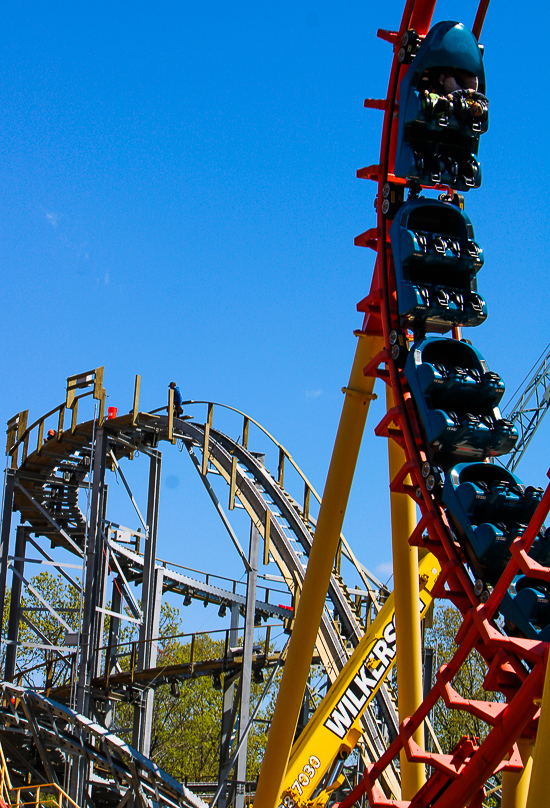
394;21;488;191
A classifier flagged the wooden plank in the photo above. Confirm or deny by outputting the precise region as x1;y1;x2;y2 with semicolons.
263;510;271;565
189;634;195;676
229;456;238;510
22;433;29;464
278;448;285;488
132;375;141;425
104;413;135;427
57;406;65;440
36;421;44;455
167;387;174;442
71;401;78;434
202;422;210;476
93;366;104;401
303;485;310;522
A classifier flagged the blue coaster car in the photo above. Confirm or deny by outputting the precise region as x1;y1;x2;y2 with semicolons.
394;21;488;191
442;463;543;585
443;462;550;639
500;578;550;642
390;198;486;332
404;336;517;466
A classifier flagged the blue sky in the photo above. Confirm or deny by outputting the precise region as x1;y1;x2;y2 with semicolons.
2;0;550;631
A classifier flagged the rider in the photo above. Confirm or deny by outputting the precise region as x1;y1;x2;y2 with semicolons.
169;382;184;417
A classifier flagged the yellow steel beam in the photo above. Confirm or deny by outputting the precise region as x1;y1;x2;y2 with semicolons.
254;332;383;808
526;656;550;808
386;386;425;798
502;738;533;808
278;552;440;807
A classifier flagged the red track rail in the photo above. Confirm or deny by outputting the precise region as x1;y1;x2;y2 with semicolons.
338;1;550;806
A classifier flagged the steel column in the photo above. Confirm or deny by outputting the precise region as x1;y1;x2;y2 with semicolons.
386;385;425;798
134;568;164;757
133;450;161;755
502;738;533;808
142;451;162;669
142;568;164;754
0;469;16;651
5;526;27;681
74;426;108;804
92;482;110;679
77;426;108;715
105;574;123;729
218;604;241;808
235;522;260;808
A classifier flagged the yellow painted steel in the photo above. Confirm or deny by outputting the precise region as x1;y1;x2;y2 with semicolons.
526;658;550;808
502;738;533;808
254;333;384;808
386;386;426;798
278;552;440;807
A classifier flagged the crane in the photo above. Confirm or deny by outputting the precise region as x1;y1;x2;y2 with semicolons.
503;341;550;471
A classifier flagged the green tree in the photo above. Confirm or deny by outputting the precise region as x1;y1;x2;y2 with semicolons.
426;604;503;754
2;571;83;689
108;603;275;783
147;632;273;781
4;571;278;785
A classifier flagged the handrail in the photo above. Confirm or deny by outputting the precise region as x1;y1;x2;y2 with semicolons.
152;400;316;495
7;366;105;464
0;740;12;807
8;403;65;455
96;621;281;654
0;739;79;808
157;399;383;592
153;554;288;593
9;783;80;808
7;392;383;596
6;397;90;466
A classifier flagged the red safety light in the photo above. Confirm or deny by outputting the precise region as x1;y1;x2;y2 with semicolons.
107;407;118;420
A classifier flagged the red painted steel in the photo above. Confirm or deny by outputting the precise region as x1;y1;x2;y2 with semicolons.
334;0;550;806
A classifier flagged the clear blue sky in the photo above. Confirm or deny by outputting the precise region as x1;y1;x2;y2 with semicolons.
2;0;550;627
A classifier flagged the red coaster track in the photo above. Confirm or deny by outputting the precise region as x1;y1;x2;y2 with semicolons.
337;1;550;806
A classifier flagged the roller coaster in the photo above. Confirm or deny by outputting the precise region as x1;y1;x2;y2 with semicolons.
1;382;400;805
2;0;550;807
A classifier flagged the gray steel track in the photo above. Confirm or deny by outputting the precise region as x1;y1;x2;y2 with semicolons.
3;406;399;797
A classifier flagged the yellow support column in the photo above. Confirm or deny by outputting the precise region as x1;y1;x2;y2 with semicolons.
526;654;550;808
386;386;425;799
502;738;533;808
254;332;384;808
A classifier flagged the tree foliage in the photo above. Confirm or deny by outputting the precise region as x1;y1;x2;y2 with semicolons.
2;571;83;689
105;601;274;783
6;571;278;784
146;632;271;782
426;604;503;755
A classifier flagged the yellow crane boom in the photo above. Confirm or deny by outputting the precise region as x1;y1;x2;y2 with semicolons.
277;551;441;807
